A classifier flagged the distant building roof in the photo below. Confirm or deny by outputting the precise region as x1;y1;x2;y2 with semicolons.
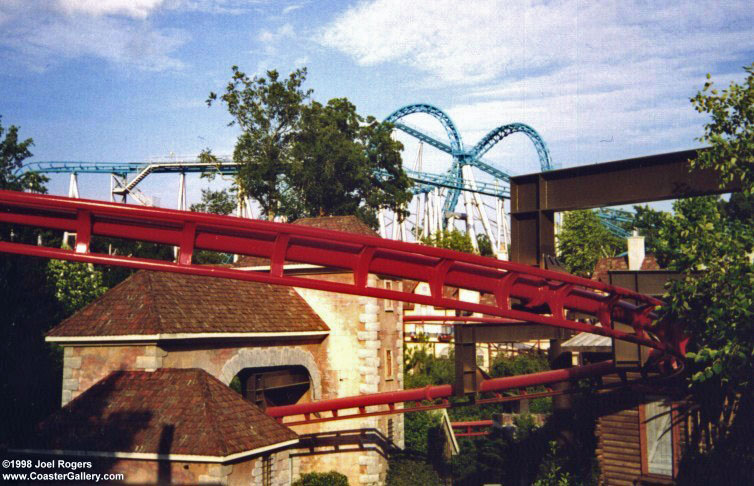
235;215;378;268
25;369;297;461
561;331;611;353
292;215;379;237
47;271;329;341
591;254;660;283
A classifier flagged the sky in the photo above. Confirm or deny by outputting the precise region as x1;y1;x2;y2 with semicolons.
1;0;753;210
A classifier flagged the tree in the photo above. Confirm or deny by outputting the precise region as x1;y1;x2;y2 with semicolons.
690;63;754;196
189;187;237;264
289;98;412;224
208;67;311;220
47;256;107;315
209;66;412;224
420;229;475;254
656;66;754;484
0;116;46;192
556;210;623;277
190;188;236;216
0;118;64;446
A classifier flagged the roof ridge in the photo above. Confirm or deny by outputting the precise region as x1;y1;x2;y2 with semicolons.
196;370;229;457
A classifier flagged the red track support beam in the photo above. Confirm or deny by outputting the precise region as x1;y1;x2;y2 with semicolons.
265;361;615;420
0;190;687;424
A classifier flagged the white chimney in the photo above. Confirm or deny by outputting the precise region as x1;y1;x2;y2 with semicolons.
627;230;645;271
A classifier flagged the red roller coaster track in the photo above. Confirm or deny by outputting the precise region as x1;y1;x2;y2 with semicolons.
0;190;686;425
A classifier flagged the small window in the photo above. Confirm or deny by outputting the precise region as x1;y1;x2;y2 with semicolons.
641;400;674;477
384;349;394;380
384;280;395;311
262;455;272;486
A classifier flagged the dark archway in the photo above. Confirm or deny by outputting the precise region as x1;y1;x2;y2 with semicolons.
231;365;311;411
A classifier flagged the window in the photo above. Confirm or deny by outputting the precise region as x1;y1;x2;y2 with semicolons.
384;280;395;311
261;455;272;486
641;400;676;477
384;349;394;380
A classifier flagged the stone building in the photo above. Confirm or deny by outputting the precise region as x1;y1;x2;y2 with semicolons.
26;216;405;486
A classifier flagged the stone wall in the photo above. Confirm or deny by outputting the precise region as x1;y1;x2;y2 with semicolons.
61;345;167;405
96;450;289;485
293;273;404;486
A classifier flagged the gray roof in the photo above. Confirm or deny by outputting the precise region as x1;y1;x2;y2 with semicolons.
561;332;611;352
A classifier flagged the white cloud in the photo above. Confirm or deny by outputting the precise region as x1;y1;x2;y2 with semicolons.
257;23;296;55
56;0;165;18
0;1;187;72
322;0;754;166
282;4;304;15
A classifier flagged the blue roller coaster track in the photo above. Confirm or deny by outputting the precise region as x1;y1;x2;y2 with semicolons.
384;103;552;218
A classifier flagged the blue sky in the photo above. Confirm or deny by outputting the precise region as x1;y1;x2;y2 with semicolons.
1;0;753;208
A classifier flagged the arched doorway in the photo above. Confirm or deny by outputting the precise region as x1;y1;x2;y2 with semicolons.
231;365;312;411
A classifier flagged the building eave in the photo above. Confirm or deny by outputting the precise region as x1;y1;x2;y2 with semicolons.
46;331;329;344
12;438;299;464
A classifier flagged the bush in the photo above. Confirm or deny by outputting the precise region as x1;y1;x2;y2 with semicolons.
387;453;441;486
293;471;349;486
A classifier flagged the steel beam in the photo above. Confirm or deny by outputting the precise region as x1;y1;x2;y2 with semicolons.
510;148;740;266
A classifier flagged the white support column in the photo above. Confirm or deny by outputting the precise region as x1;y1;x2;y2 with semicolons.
378;208;387;239
63;173;80;247
174;173;188;260
391;211;400;240
461;167;478;251
68;173;80;198
465;167;497;252
177;172;187;211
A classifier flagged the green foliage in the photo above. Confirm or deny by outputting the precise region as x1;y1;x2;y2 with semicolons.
491;353;552;413
403;411;442;454
46;257;107;315
557;209;623;277
208;66;311;219
0;117;64;446
690;63;754;196
0;116;46;192
189;186;238;264
476;233;494;257
190;188;237;215
292;471;348;486
387;453;441;486
532;442;577;486
420;229;475;254
657;65;754;479
491;352;550;378
208;66;412;223
290;98;412;224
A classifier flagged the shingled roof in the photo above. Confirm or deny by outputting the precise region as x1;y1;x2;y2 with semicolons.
591;254;660;283
292;215;378;237
24;369;297;461
46;271;329;341
235;215;379;267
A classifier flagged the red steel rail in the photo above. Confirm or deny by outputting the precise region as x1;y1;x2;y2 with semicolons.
0;190;686;423
452;420;495;437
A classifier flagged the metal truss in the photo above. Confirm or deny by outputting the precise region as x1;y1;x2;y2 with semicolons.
0;190;686;424
384;103;552;218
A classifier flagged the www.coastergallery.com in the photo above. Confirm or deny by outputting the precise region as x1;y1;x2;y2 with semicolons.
2;471;124;482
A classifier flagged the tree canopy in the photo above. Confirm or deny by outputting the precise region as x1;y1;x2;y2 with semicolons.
208;67;412;225
556;209;624;277
659;65;754;483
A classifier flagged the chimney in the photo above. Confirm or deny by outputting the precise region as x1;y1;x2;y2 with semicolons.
627;230;645;271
